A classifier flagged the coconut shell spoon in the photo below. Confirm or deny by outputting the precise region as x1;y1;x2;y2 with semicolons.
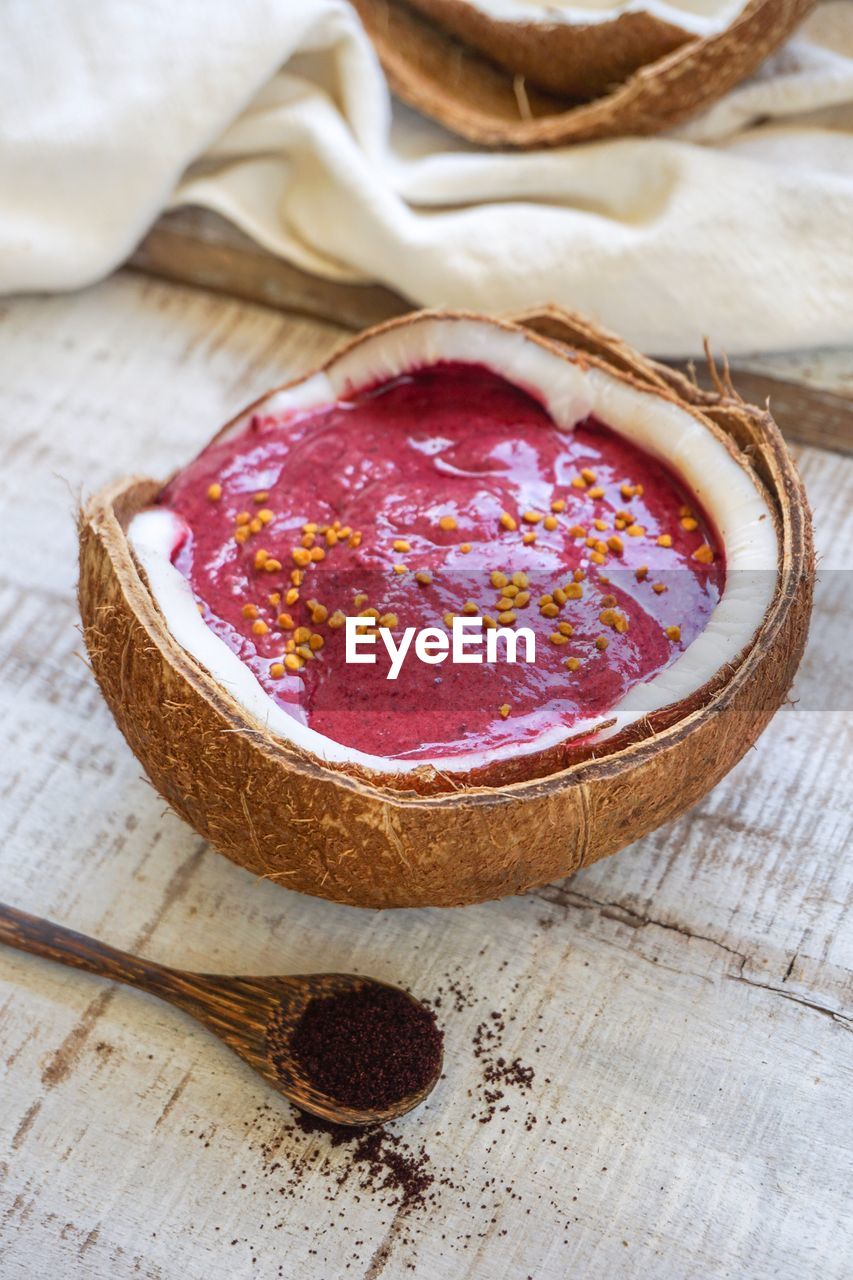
0;902;442;1125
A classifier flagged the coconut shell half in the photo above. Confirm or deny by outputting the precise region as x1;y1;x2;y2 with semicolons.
350;0;816;147
78;307;812;909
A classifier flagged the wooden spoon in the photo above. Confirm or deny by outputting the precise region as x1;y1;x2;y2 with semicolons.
0;902;442;1125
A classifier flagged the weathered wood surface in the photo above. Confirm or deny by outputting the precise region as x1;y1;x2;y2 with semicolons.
0;274;850;1280
131;208;853;453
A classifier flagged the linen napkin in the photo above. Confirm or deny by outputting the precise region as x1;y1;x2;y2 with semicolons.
1;0;851;355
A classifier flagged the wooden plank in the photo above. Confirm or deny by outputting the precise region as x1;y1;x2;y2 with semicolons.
0;273;850;1280
130;208;852;453
129;206;408;332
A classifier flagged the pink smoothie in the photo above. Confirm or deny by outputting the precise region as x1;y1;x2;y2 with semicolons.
159;364;723;762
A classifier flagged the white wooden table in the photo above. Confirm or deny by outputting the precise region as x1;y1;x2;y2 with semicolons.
0;273;850;1280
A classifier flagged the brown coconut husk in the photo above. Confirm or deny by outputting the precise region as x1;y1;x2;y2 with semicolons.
78;307;813;908
350;0;816;147
404;0;691;98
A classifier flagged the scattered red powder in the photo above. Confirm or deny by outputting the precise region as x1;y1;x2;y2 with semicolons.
294;1112;436;1211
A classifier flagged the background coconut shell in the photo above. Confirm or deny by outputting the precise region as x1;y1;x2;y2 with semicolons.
78;307;813;909
404;0;691;98
351;0;817;147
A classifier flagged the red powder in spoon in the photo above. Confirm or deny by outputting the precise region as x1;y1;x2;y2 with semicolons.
278;985;443;1112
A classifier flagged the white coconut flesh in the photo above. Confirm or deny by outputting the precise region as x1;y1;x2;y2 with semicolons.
129;316;778;779
435;0;749;36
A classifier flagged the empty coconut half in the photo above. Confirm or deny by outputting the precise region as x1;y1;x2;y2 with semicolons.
351;0;816;146
79;307;812;908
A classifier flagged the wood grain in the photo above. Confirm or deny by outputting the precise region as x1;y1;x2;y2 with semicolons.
0;273;850;1280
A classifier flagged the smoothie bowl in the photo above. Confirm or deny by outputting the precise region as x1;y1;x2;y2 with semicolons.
79;308;813;907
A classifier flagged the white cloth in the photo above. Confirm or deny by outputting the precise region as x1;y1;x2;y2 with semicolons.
1;0;852;356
